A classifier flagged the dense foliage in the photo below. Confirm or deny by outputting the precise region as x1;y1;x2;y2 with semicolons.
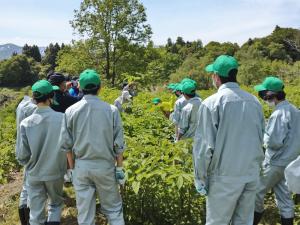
0;86;299;224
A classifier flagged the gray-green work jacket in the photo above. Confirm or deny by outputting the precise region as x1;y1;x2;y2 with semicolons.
193;83;265;184
17;107;67;182
59;95;125;169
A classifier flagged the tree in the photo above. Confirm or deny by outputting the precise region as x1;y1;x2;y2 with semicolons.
71;0;152;86
56;40;104;76
22;44;42;62
0;55;39;86
41;43;63;71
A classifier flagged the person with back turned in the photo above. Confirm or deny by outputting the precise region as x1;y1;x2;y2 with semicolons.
17;80;67;225
59;69;126;225
193;55;265;225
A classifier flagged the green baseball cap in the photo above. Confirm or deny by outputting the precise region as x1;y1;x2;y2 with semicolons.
173;83;183;93
152;97;161;104
254;76;284;92
167;83;176;90
79;69;101;90
181;78;197;86
205;55;238;77
32;80;56;96
182;81;196;95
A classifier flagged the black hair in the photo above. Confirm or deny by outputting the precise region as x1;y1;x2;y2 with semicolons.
33;91;54;103
82;84;100;95
184;92;196;98
219;69;238;84
258;90;267;100
122;82;129;89
264;90;286;101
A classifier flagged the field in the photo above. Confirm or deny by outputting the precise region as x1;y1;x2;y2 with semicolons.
0;85;299;225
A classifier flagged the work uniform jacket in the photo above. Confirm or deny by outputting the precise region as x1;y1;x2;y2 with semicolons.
16;107;66;182
59;95;125;169
193;82;265;184
172;95;187;125
178;96;202;139
264;100;300;166
15;96;37;155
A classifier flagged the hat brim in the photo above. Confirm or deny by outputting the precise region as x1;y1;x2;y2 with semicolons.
52;85;60;91
254;84;266;92
205;64;215;73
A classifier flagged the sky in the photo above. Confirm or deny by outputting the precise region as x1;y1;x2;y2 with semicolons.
0;0;299;47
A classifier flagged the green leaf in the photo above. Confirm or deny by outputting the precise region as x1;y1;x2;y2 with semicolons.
176;175;183;190
132;181;140;194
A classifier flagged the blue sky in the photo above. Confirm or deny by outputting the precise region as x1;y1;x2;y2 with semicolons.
0;0;299;47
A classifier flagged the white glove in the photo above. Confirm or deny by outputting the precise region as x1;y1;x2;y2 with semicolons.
195;179;207;196
115;167;126;186
64;169;73;183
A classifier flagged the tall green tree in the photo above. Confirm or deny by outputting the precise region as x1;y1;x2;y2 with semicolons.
22;44;42;62
71;0;152;86
41;43;63;71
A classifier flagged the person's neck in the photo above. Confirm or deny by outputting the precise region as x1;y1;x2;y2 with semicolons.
37;102;50;108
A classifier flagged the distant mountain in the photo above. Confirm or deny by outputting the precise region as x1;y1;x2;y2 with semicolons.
0;44;45;61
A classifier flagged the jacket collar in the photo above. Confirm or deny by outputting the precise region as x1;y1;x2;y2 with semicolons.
218;82;240;92
83;95;100;100
275;100;289;110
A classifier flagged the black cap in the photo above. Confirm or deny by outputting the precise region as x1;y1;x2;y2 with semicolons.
47;72;66;86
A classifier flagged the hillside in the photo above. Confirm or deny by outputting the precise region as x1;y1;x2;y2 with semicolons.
0;87;299;225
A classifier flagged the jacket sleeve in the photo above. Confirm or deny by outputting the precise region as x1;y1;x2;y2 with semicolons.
172;101;181;125
193;104;217;182
16;123;31;166
59;113;74;152
113;107;125;155
264;112;289;151
178;107;190;135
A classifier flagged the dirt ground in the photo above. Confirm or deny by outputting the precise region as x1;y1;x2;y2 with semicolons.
0;172;107;225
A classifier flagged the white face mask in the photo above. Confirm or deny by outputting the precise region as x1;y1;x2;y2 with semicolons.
212;77;218;89
265;100;276;108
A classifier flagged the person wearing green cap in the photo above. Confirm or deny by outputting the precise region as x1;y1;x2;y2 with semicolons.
16;80;67;225
253;76;300;225
59;69;125;225
172;82;188;139
177;81;201;141
193;55;265;225
15;95;37;225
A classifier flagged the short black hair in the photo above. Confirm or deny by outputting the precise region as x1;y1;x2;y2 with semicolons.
258;90;267;100
184;92;196;98
33;91;54;103
122;82;128;89
82;84;100;95
264;90;286;101
219;69;238;84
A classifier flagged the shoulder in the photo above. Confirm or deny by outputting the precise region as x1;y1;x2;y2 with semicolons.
65;99;86;115
202;93;219;110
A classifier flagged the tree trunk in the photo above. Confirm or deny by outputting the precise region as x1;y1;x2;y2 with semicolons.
105;43;110;82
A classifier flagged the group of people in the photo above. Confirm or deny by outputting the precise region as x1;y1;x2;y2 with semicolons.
154;55;300;225
14;54;300;225
16;70;125;225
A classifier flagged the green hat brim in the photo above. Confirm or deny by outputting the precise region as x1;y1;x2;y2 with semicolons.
52;85;60;91
254;84;266;92
205;64;214;73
